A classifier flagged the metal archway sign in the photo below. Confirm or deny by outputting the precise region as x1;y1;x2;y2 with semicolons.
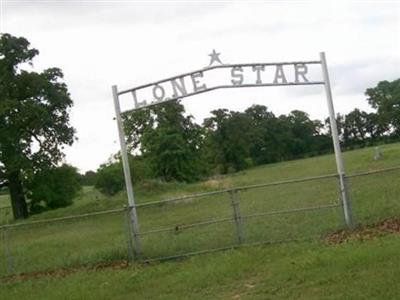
112;51;353;257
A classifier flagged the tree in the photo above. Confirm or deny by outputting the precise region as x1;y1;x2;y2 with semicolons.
203;109;251;173
203;106;330;173
364;112;386;142
243;105;295;164
325;113;346;144
95;162;125;196
80;170;97;186
343;108;368;146
244;105;278;165
28;165;81;212
94;155;152;196
309;119;332;155
283;110;315;156
0;33;75;219
123;100;205;182
366;79;400;136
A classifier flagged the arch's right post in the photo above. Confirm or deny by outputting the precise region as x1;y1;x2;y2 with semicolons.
320;52;354;229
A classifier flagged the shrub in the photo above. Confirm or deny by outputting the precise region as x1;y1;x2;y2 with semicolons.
28;164;82;212
94;163;125;196
94;155;152;196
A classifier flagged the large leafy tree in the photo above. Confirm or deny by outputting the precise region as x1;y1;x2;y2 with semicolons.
203;106;329;173
0;34;75;219
203;109;252;173
343;108;368;146
364;112;386;142
243;105;295;164
342;109;386;146
244;105;278;165
285;110;318;156
366;79;400;136
123;100;205;182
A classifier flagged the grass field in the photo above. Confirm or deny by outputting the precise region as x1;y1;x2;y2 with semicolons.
1;143;400;299
2;235;400;299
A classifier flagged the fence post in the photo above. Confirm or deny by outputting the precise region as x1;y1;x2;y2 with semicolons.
123;206;135;261
337;174;354;228
320;52;354;229
112;85;142;258
229;190;244;244
1;224;14;275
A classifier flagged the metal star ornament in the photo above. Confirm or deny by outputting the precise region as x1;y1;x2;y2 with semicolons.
208;49;223;66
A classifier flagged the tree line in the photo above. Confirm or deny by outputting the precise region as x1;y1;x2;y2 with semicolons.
94;78;400;195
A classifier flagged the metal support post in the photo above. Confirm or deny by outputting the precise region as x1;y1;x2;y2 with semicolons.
112;85;142;257
123;205;135;261
1;226;14;274
229;190;244;244
320;52;354;228
339;173;353;227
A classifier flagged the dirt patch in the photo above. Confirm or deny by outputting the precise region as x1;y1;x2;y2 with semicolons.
1;260;130;283
202;177;232;189
325;217;400;245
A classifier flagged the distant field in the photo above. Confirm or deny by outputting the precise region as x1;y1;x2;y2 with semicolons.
8;142;400;221
1;143;400;286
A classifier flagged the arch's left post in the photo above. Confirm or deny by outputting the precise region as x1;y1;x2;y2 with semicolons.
112;85;142;258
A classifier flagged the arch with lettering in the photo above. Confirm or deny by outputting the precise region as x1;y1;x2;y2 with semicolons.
111;51;353;257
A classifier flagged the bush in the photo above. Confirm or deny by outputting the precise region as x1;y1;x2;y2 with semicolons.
28;164;82;212
94;155;152;196
94;163;125;196
80;170;97;186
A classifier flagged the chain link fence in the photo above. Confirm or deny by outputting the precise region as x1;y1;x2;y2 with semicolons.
347;167;400;224
136;173;343;261
0;208;130;277
1;167;400;276
0;206;12;226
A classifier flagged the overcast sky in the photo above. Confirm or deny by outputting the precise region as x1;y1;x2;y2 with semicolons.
1;0;399;173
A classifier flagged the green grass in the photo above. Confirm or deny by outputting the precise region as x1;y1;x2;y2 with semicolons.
0;194;12;225
1;143;400;299
0;194;10;208
2;235;400;299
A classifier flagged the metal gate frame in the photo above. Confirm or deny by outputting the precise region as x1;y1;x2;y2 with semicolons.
111;52;353;258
